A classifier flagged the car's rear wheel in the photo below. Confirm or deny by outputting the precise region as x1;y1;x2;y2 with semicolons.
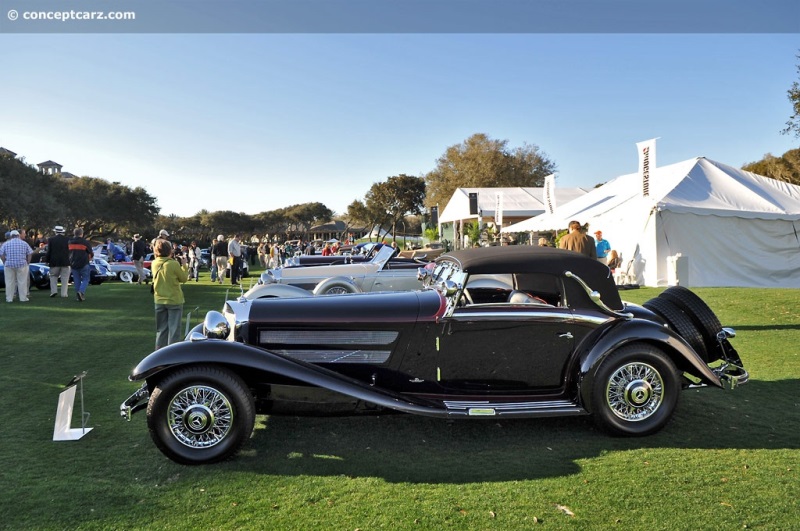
146;366;255;465
591;343;680;436
119;271;134;283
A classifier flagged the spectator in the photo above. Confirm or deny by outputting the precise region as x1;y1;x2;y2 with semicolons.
151;240;189;349
321;242;333;256
68;227;94;302
607;249;622;272
558;220;597;259
228;234;243;285
257;242;267;267
594;230;611;264
0;229;33;302
131;234;148;285
538;237;550;247
150;229;171;255
187;241;201;282
45;225;71;298
211;234;228;284
31;242;48;263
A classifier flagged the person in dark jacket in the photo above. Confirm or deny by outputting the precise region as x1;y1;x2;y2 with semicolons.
68;227;94;301
131;234;148;285
45;225;71;298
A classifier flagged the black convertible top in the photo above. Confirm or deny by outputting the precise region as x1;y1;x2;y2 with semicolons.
439;246;622;310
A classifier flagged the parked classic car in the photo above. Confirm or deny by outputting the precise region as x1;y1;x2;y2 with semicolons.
282;244;433;269
249;244;425;298
121;245;747;464
0;259;50;290
95;257;151;283
89;259;114;285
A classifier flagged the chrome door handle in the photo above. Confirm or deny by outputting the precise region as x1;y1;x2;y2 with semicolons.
558;332;573;339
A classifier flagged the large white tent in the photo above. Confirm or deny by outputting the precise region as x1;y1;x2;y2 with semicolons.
503;157;800;288
439;187;588;224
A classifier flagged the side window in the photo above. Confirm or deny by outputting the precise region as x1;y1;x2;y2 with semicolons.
513;274;563;307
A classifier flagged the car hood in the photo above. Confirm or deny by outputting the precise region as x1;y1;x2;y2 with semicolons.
247;289;447;324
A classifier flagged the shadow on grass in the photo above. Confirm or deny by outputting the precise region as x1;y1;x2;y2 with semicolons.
231;378;799;484
731;324;800;331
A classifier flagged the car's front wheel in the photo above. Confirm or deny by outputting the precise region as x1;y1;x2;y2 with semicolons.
146;366;255;465
119;270;134;283
591;343;680;437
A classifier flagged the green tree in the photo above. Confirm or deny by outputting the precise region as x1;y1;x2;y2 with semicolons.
742;148;800;186
782;52;800;139
365;174;426;243
60;177;159;240
284;202;333;240
424;133;557;209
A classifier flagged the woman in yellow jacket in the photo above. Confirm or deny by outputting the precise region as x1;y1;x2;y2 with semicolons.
152;240;189;349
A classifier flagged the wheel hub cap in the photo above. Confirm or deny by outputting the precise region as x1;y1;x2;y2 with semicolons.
168;385;233;448
606;362;664;421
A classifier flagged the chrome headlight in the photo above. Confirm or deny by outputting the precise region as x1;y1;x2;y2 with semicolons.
203;311;230;339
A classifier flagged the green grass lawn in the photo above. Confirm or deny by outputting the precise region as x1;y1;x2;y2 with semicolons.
1;274;798;530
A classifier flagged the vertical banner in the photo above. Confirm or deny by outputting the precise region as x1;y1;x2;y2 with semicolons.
636;138;658;198
495;192;503;226
543;174;557;214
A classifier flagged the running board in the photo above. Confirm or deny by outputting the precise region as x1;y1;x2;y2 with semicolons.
443;399;587;418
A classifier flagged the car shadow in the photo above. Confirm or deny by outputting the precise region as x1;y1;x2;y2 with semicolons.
232;378;798;484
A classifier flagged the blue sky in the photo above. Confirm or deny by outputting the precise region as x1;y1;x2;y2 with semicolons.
2;33;798;217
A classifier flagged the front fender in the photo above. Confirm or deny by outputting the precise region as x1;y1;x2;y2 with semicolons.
244;283;313;300
577;318;723;410
129;340;449;418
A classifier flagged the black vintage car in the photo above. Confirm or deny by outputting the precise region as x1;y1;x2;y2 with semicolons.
121;246;747;464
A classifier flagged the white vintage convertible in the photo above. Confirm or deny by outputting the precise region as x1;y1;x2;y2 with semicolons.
245;245;431;299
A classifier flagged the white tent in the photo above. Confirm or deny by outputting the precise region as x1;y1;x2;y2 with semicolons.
439;187;588;223
503;157;800;288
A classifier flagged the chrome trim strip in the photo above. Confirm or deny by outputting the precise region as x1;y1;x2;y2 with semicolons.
273;349;391;364
449;311;573;323
260;330;399;345
444;399;577;411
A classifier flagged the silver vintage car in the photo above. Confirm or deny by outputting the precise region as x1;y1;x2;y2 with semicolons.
247;244;430;299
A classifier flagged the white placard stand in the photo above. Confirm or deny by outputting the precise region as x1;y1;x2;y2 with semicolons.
53;371;93;441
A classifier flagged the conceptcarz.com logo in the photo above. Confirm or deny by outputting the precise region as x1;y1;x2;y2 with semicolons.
641;146;650;197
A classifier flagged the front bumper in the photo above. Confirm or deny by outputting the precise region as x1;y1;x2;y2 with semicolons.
120;383;150;421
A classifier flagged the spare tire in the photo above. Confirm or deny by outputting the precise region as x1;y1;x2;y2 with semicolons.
643;296;709;362
659;286;723;360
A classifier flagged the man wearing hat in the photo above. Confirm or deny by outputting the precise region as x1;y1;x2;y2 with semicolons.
45;225;71;297
0;230;33;302
594;230;611;265
131;233;148;285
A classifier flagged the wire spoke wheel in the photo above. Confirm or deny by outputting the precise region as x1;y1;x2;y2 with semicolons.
591;343;679;436
325;286;351;295
168;385;233;448
147;366;255;464
605;362;664;421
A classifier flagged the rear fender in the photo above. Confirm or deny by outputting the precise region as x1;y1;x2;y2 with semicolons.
577;319;723;410
129;340;448;417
